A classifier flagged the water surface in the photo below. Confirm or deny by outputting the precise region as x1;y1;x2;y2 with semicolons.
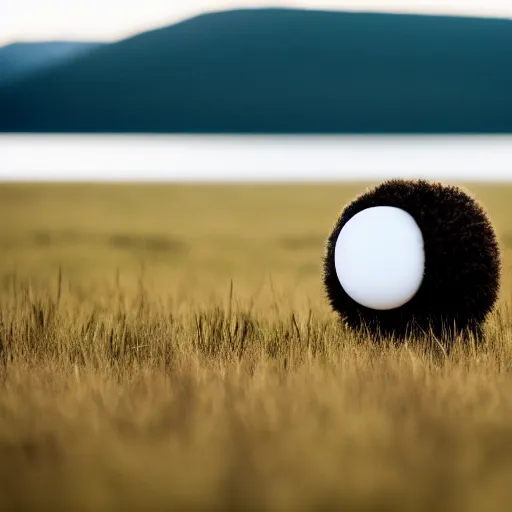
1;135;511;182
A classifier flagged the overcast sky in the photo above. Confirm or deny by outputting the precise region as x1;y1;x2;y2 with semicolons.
1;0;511;46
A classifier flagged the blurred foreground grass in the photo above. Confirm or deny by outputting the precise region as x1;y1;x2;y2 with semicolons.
1;182;512;511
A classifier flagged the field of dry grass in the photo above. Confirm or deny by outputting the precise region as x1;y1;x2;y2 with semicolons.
1;182;512;511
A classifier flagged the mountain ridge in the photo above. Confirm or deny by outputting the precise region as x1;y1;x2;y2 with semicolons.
1;8;511;134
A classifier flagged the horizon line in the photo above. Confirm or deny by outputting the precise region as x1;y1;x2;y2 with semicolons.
2;6;511;47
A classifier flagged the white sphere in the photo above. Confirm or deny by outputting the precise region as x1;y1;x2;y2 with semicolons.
334;206;425;310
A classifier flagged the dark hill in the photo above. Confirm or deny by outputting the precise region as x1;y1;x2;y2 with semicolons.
0;41;103;85
1;9;511;133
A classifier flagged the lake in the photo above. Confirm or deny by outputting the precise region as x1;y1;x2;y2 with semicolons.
1;134;511;182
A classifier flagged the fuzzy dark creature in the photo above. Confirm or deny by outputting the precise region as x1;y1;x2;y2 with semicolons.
322;179;501;342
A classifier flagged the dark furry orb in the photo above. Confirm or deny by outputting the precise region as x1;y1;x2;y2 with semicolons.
322;179;501;342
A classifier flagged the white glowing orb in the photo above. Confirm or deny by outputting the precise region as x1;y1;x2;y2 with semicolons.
334;206;425;310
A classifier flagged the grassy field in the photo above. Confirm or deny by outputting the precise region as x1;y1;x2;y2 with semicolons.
1;182;512;511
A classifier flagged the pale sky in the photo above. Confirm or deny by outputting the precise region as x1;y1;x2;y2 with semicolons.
1;0;511;46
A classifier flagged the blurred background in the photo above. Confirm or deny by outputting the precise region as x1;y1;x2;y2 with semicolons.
1;0;512;307
1;0;512;296
1;0;511;181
